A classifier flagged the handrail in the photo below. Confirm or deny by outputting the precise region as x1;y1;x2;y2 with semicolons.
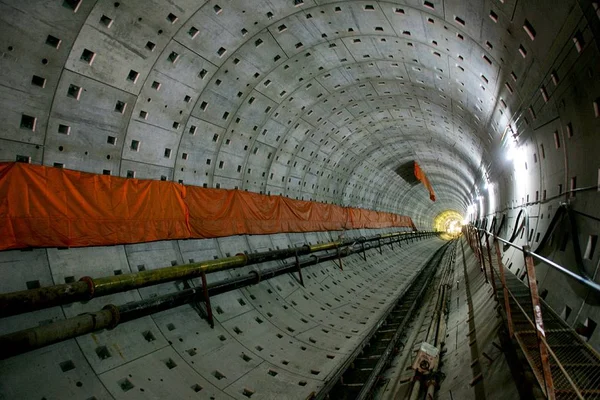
471;225;600;294
465;223;600;399
528;251;600;292
0;230;433;318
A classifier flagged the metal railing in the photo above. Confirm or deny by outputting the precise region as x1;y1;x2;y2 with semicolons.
465;225;600;399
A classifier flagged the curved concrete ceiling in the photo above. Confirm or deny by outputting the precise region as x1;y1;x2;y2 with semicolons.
0;0;528;226
3;0;597;229
2;0;598;230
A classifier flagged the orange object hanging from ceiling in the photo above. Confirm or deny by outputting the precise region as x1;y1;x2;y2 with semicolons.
0;163;416;250
414;162;436;202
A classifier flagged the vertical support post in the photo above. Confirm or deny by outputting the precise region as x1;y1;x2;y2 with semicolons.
361;242;367;261
336;246;344;271
476;231;489;284
467;227;474;249
494;238;513;338
389;238;394;251
295;252;305;286
484;232;498;301
523;246;555;400
201;272;214;329
377;238;383;255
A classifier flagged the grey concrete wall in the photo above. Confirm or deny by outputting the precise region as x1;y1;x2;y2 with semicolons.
0;0;538;228
479;4;600;349
0;230;444;399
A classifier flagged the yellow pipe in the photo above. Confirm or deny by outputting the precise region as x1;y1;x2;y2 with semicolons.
92;255;248;296
307;240;342;253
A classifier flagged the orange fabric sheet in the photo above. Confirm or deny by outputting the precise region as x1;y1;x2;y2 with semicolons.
414;162;436;202
0;163;416;250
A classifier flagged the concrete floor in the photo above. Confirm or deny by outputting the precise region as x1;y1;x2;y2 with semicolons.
375;237;521;400
437;238;520;400
0;230;446;399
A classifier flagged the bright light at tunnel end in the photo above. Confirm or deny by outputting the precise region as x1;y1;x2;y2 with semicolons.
434;210;465;239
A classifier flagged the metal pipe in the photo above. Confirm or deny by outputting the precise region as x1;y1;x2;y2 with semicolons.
0;306;118;359
426;250;454;400
436;285;449;346
0;252;328;359
529;251;600;292
0;232;435;360
0;231;425;318
314;240;447;400
425;380;436;400
406;242;455;400
523;246;555;399
353;243;452;400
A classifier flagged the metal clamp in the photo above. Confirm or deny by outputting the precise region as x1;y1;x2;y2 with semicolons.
360;242;367;261
80;276;96;299
101;304;120;330
248;269;262;284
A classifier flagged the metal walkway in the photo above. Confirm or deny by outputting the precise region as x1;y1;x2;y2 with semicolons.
481;239;600;399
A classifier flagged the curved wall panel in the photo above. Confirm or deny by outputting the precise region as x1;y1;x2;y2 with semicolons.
0;228;444;399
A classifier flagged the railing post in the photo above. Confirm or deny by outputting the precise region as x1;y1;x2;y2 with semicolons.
336;247;344;271
493;238;514;338
200;272;214;329
295;251;305;287
523;246;555;399
484;232;498;301
476;231;489;284
469;226;476;251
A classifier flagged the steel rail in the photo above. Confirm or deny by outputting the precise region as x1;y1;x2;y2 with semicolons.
318;241;453;400
355;243;453;400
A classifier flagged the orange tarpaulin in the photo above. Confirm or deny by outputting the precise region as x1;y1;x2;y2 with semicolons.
0;163;416;250
414;162;436;202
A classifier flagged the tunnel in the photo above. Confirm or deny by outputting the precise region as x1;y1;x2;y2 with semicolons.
1;0;600;398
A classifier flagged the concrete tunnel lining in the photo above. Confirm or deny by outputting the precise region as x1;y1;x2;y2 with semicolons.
1;0;600;398
0;230;443;398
